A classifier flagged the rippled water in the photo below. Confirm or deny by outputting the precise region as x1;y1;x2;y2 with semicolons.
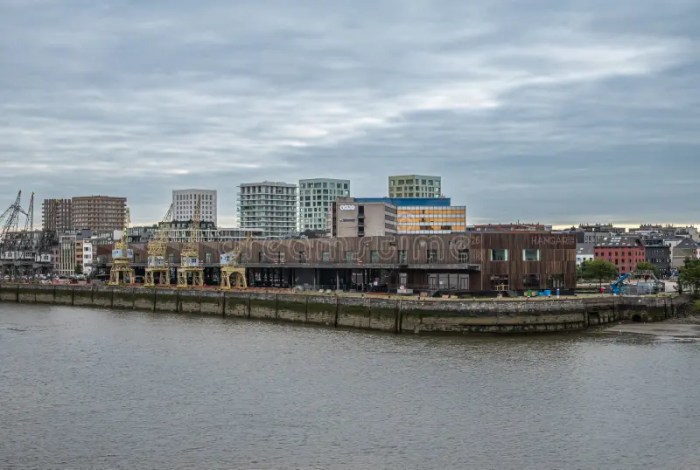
1;303;699;469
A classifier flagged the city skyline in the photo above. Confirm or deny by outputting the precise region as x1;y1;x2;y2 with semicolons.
1;1;698;227
8;183;700;230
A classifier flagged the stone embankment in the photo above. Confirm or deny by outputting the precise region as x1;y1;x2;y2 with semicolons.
0;284;688;334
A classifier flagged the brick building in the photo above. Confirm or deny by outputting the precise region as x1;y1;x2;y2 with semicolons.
594;236;645;274
72;196;127;232
41;199;72;232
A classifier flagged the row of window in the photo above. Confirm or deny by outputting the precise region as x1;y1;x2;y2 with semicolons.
489;249;541;262
240;187;296;194
299;182;349;189
175;194;214;201
390;179;438;186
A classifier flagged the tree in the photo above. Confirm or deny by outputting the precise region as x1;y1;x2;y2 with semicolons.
678;259;700;294
581;259;619;289
635;261;660;277
74;264;83;276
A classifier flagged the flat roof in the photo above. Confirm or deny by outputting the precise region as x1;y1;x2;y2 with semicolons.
356;197;452;207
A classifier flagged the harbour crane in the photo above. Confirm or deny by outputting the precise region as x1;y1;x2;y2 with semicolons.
220;234;248;290
144;204;173;287
0;191;54;279
176;196;204;288
108;208;135;286
0;191;24;254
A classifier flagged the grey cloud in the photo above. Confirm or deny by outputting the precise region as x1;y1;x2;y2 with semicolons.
0;0;698;226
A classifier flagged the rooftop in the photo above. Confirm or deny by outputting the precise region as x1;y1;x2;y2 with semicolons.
355;197;452;207
595;236;643;247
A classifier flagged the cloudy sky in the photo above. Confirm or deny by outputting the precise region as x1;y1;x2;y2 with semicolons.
1;0;698;227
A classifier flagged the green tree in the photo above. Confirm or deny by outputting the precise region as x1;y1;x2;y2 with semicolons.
678;259;700;294
74;264;83;276
581;259;619;289
635;261;660;277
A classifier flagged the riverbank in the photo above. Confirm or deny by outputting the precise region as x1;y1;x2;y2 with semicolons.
0;283;690;335
605;302;700;338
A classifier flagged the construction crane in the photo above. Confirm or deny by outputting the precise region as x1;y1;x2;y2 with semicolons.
108;208;135;286
176;196;204;288
144;204;173;287
220;233;249;290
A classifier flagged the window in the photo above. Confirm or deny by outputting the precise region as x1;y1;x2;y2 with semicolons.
427;249;438;263
321;251;330;262
398;250;407;264
490;249;508;261
205;252;212;264
345;251;356;263
523;274;540;289
370;250;380;263
523;249;540;261
458;249;469;263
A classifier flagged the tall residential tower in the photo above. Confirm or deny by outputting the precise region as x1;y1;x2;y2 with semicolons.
238;181;297;238
172;189;217;225
71;196;127;232
42;198;72;233
299;178;350;232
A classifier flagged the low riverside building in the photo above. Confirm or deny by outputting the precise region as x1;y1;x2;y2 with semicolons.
576;243;594;267
643;239;671;275
671;238;699;270
104;232;576;293
594;236;645;274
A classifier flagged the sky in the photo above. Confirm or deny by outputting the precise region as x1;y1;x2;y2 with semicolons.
1;0;698;228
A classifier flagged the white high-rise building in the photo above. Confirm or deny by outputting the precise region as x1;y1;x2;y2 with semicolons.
238;181;297;239
299;178;350;232
172;189;217;225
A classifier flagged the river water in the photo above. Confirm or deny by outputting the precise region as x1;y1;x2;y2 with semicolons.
1;304;699;469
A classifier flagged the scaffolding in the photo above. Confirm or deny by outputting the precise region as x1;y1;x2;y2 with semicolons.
144;204;173;287
108;208;135;286
176;196;204;288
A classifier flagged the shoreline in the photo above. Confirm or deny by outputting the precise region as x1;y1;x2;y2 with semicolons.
0;283;691;335
605;314;700;338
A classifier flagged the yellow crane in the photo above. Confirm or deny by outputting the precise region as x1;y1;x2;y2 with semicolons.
144;204;173;287
176;195;204;288
220;234;249;290
108;208;135;286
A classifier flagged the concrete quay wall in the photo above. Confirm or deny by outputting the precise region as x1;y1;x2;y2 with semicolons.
0;284;685;335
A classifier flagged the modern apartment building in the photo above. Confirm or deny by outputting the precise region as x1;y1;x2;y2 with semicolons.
329;197;397;238
172;189;217;225
72;196;127;232
388;175;441;198
238;181;297;239
41;199;72;233
349;197;466;234
75;238;93;276
299;178;350;232
57;234;76;277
